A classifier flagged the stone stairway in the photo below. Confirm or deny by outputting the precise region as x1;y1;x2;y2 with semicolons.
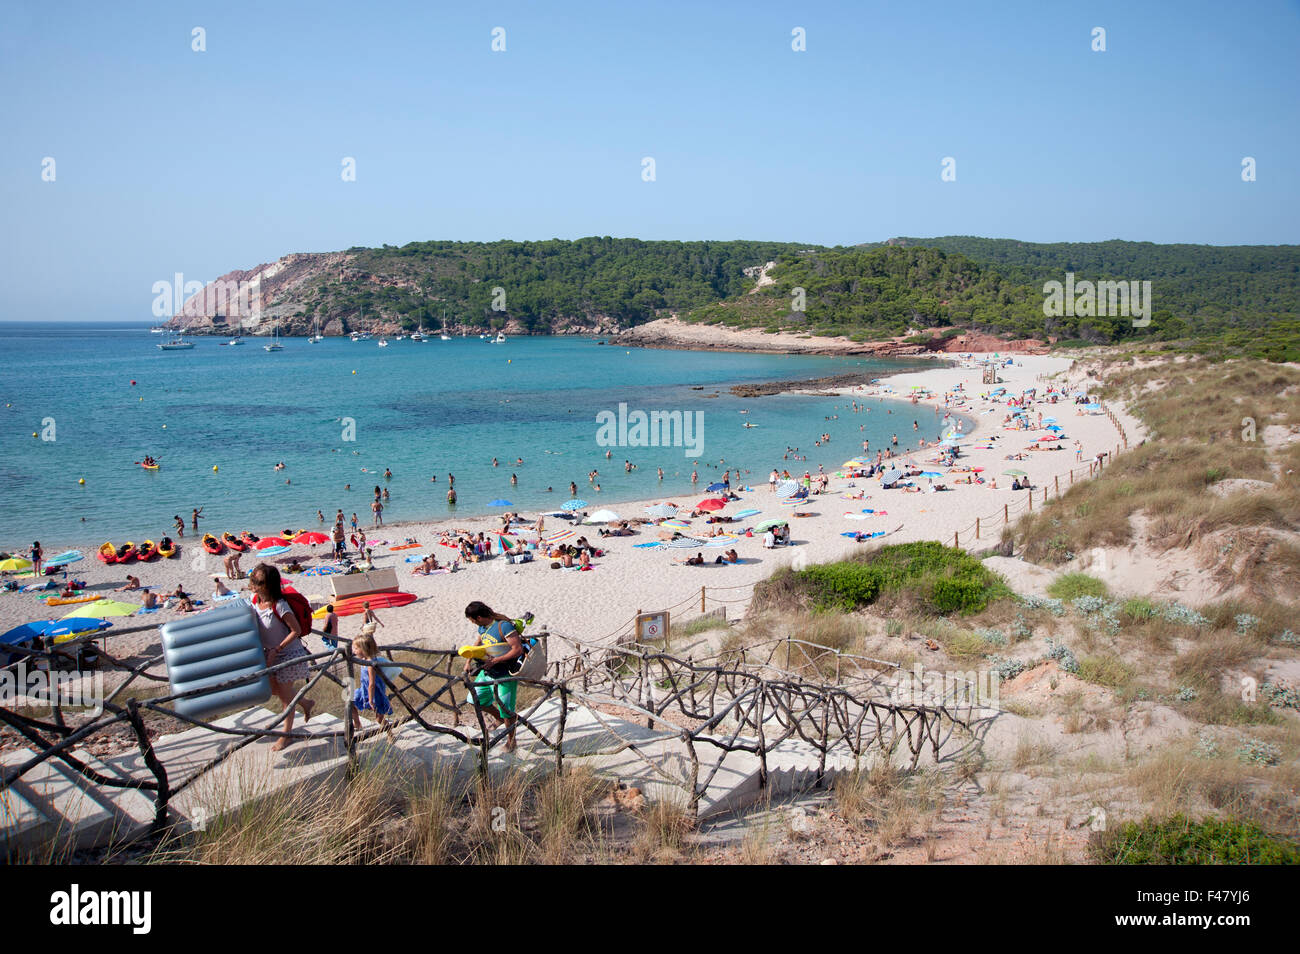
2;694;930;854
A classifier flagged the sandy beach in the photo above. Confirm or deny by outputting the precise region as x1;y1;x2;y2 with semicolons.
2;353;1143;667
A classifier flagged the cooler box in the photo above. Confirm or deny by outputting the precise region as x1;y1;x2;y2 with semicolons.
160;601;271;720
330;567;399;601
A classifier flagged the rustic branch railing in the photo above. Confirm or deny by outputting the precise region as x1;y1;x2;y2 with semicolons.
2;618;991;837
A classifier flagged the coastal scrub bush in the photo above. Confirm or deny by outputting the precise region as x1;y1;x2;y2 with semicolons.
1019;595;1065;616
1236;739;1282;767
1045;638;1080;674
1047;573;1109;601
1091;815;1300;865
1077;653;1135;689
1161;602;1210;627
757;542;1008;616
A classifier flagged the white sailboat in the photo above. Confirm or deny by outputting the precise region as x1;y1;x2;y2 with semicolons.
309;316;323;343
264;322;284;351
491;332;506;344
440;311;451;340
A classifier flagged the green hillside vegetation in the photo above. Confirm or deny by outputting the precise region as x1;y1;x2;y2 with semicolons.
685;240;1300;358
282;236;1300;359
296;237;805;333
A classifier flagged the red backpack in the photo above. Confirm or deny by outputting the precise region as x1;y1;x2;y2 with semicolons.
255;585;314;639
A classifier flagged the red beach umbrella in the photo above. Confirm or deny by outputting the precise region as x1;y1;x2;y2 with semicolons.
255;536;292;549
293;531;330;545
696;498;727;511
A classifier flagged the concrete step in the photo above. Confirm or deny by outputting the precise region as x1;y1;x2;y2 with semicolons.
102;706;353;834
1;746;156;856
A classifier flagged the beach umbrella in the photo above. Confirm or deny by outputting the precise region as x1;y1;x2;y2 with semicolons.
755;519;788;531
44;550;84;568
1003;469;1028;476
1043;417;1058;424
666;536;705;548
842;459;865;468
584;509;621;524
774;480;800;498
1084;403;1102;411
546;529;576;544
733;508;761;519
62;599;140;619
0;557;32;572
488;499;513;507
880;469;904;487
644;503;678;519
256;545;292;557
256;537;292;549
560;499;587;511
696;498;727;512
1;622;46;648
1037;435;1060;442
293;531;330;545
48;618;113;644
661;519;692;529
705;482;727;492
919;471;943;478
705;535;738;546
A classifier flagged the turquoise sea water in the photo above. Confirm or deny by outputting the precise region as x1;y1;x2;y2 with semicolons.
0;323;956;547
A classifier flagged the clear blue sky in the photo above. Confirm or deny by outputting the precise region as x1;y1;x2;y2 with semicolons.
2;0;1297;321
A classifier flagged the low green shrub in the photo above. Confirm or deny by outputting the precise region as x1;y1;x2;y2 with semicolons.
1047;573;1110;601
1091;815;1300;865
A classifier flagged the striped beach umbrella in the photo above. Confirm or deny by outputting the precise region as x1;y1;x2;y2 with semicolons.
666;536;705;548
662;518;692;529
546;529;576;544
644;503;678;519
775;480;800;498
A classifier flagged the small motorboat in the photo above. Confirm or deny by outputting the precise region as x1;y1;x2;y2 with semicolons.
202;533;224;555
135;540;158;561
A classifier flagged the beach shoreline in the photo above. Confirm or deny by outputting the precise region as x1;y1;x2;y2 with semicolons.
2;352;1145;668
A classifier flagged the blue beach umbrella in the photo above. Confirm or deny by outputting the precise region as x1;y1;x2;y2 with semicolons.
488;499;513;507
705;482;727;492
44;550;84;568
775;480;800;498
560;499;587;511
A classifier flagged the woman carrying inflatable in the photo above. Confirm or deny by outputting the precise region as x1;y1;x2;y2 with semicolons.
461;601;525;753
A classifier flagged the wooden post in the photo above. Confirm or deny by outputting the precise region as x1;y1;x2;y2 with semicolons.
1054;475;1059;495
1070;470;1074;486
1028;491;1032;512
1003;504;1009;524
700;586;706;614
975;517;980;539
343;641;357;770
954;531;959;548
1043;487;1047;506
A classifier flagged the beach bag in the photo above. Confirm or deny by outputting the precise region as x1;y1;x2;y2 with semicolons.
514;636;547;683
